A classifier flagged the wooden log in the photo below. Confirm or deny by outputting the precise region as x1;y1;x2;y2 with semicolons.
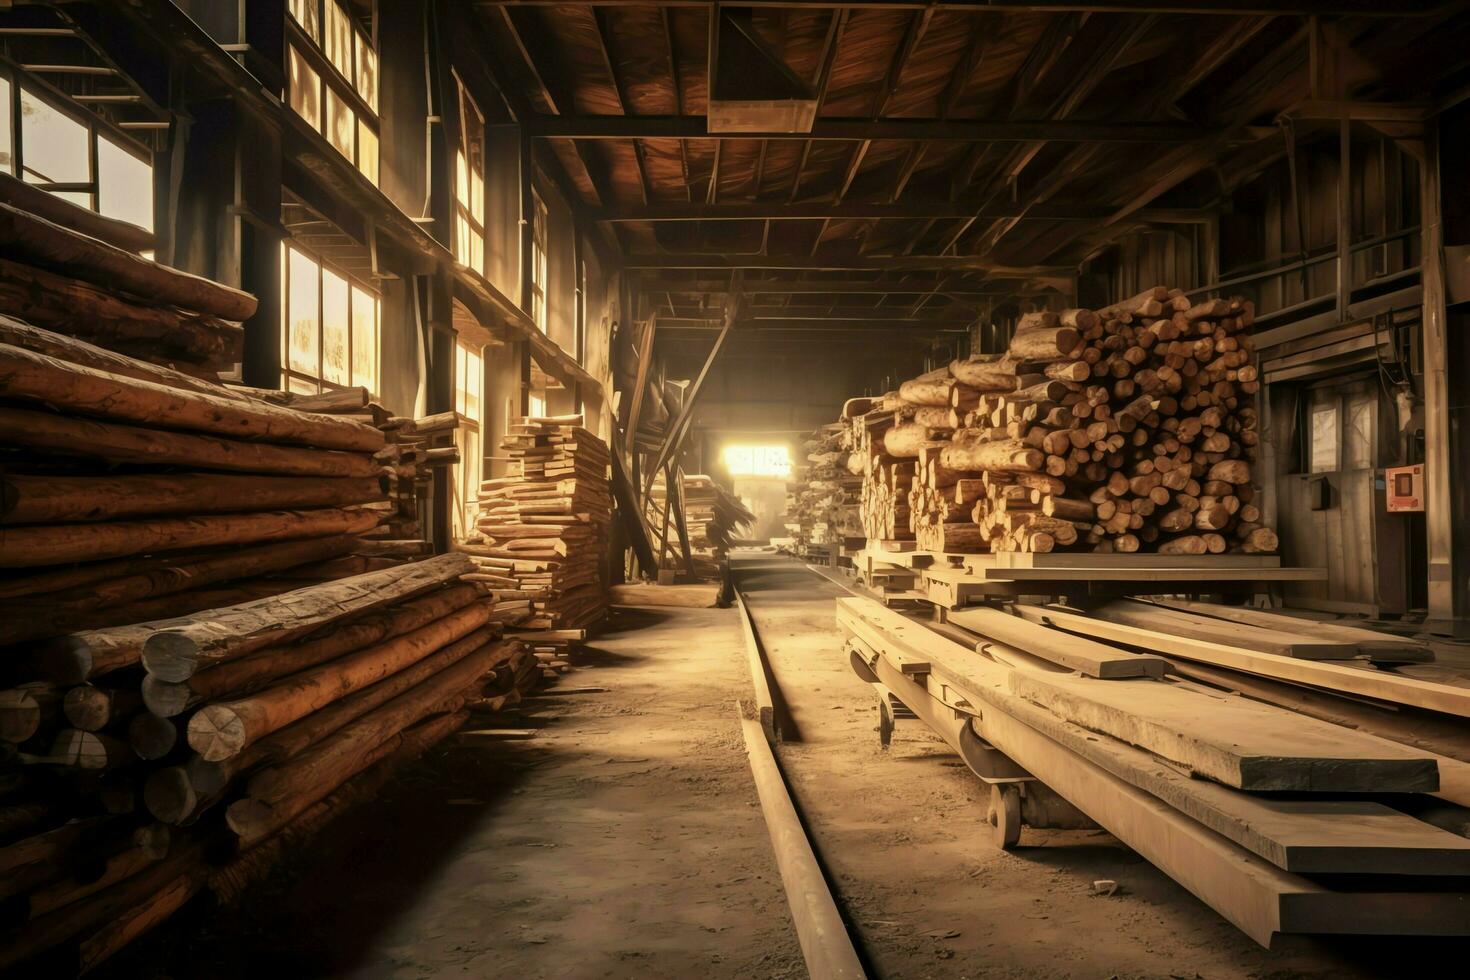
49;729;132;770
1;473;385;525
0;506;379;569
187;601;493;760
882;422;935;458
0;406;383;478
62;686;141;733
950;356;1021;391
0;201;256;320
897;377;953;406
137;553;477;682
0;535;361;644
140;583;483;717
225;648;494;842
0;261;238;368
0;314;238;397
0;682;61;742
1008;326;1080;361
127;713;178;760
0;344;383;452
0;172;153;253
939;439;1043;473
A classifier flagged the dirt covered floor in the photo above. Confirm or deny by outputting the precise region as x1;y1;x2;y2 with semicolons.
98;556;1458;979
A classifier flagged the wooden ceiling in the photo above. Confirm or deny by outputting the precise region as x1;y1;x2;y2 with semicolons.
473;1;1470;347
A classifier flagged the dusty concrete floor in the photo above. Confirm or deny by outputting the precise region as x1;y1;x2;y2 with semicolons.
732;551;1462;979
102;604;802;980
101;557;1458;979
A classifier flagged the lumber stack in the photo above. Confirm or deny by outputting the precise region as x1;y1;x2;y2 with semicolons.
784;422;863;550
649;474;754;576
0;552;538;971
0;317;395;648
848;290;1278;554
839;595;1470;948
0;180;247;374
464;415;612;630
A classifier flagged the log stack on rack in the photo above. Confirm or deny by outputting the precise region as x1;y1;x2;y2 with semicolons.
849;288;1277;555
464;415;612;630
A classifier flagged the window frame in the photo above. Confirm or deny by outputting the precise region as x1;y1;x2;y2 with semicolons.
452;339;484;539
280;241;381;396
453;74;486;273
0;62;155;233
285;0;379;184
531;188;548;332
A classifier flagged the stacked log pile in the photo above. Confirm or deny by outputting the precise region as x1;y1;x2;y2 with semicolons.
0;181;247;374
784;422;863;549
464;416;612;630
0;191;533;970
850;288;1278;555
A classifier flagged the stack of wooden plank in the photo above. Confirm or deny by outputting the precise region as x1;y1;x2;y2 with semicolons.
0;177;245;375
648;473;754;576
465;415;612;630
839;595;1470;947
234;389;462;558
847;288;1278;555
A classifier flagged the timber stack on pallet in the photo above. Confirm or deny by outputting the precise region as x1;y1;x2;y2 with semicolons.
849;288;1278;555
839;594;1470;947
464;415;612;630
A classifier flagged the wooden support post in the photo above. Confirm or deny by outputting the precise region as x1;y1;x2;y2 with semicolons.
1421;119;1455;626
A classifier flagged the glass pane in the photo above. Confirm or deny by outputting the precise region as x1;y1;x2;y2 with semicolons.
286;247;320;378
324;0;353;78
464;347;481;419
455;343;467;414
1345;396;1374;470
471;170;484;224
470;230;483;273
325;88;354;159
351;285;377;392
456;150;469;207
288;374;321;396
321;267;350;385
288;46;321;130
0;77;12;175
1310;405;1339;474
97;137;153;233
356;120;378;184
19;86;89;185
355;35;378;111
289;0;320;41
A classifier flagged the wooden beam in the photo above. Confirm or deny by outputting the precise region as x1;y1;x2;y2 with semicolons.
621;254;1074;275
476;1;1438;15
590;6;653;205
528;115;1209;143
644;286;742;489
590;202;1213;222
787;8;847;205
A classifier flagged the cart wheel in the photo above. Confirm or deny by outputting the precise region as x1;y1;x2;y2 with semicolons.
989;784;1021;849
878;694;895;749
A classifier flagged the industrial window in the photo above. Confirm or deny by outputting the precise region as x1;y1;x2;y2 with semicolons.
453;78;485;273
280;243;379;396
531;189;548;331
286;0;379;185
453;340;483;538
1309;404;1339;474
723;444;792;479
0;73;154;234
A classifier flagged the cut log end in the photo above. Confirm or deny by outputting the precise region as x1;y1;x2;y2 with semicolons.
143;767;197;825
140;632;203;683
187;705;248;762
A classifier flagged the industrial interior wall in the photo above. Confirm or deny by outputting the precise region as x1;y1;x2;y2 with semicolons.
376;0;430;224
483;125;523;305
378;277;427;418
578;241;619;443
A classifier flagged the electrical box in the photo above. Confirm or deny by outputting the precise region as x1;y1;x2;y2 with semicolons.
1385;464;1425;512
